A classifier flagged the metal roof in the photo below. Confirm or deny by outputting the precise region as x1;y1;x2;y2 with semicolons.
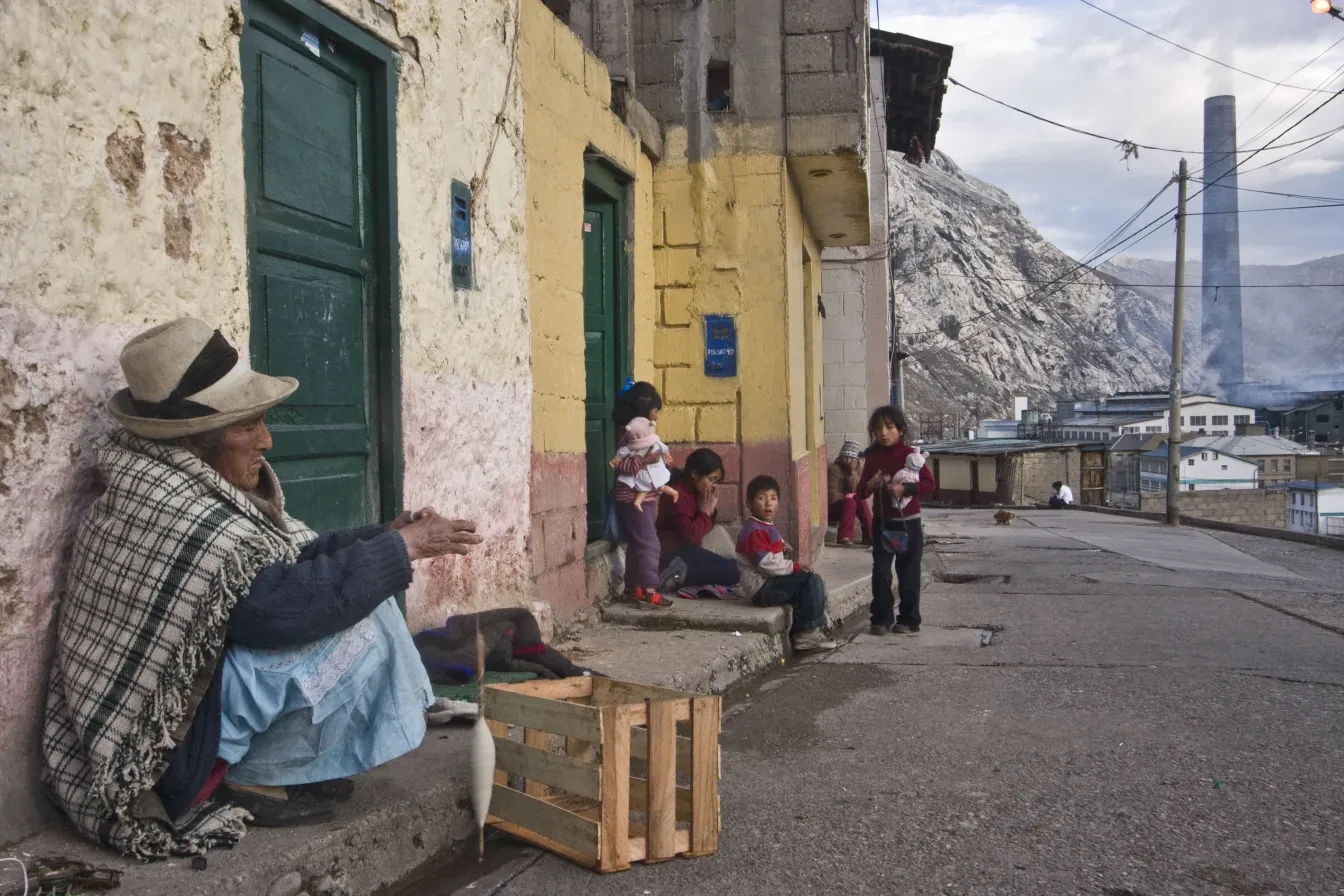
924;439;1080;457
1141;445;1257;465
1286;479;1343;491
1184;434;1314;457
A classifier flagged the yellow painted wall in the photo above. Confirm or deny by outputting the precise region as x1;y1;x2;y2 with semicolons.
651;154;792;445
521;0;653;454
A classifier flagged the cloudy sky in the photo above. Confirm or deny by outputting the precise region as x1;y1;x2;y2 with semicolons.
875;0;1344;265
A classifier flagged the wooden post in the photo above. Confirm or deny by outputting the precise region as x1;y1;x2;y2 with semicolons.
688;695;721;856
646;699;678;861
599;705;633;872
1167;158;1189;526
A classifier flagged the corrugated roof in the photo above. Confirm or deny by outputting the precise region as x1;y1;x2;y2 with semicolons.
1185;434;1312;457
924;439;1079;456
1286;479;1343;491
1141;445;1258;465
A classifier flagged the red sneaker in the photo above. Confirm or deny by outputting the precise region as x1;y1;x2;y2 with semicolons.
634;587;674;608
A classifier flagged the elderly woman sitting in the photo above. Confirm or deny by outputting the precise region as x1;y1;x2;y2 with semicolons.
42;318;482;858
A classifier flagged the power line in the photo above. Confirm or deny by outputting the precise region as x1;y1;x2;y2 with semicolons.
924;272;1344;289
1185;201;1344;215
1241;33;1344;130
1188;180;1344;204
1076;0;1337;94
947;78;1344;157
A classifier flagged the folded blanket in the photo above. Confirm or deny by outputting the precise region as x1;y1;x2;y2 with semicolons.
413;608;598;684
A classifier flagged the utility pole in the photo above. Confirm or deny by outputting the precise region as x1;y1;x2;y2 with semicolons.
1166;159;1190;526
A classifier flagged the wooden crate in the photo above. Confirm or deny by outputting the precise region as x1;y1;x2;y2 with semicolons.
482;676;721;873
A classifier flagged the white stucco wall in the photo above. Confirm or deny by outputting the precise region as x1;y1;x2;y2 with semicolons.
0;0;530;842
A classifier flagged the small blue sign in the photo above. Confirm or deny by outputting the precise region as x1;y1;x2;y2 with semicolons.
704;314;737;378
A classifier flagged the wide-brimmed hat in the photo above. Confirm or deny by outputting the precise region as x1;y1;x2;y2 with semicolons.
839;439;862;459
108;318;298;439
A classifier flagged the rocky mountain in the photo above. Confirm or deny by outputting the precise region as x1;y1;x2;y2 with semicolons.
1100;254;1344;384
887;151;1174;424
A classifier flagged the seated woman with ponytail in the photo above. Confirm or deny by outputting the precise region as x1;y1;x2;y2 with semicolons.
655;448;740;591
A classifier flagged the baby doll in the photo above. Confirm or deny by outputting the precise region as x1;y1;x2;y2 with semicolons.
890;450;926;511
610;416;678;510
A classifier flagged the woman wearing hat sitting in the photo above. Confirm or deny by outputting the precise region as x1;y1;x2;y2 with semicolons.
828;440;873;545
41;318;483;858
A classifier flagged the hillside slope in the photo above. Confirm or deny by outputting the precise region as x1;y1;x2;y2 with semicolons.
887;151;1173;420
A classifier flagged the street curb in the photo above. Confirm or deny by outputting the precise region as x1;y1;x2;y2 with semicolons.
1071;503;1344;552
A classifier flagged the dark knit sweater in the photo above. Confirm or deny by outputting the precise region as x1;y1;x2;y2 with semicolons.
155;524;413;819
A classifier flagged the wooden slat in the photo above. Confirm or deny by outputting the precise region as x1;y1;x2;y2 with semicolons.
489;677;594;700
488;785;599;860
485;719;508;786
488;818;599;871
484;687;602;742
522;728;551;798
565;735;595;765
628;777;692;820
646;699;677;861
624;830;691;866
493;737;601;801
689;695;721;856
629;727;693;767
598;704;634;872
593;678;698;715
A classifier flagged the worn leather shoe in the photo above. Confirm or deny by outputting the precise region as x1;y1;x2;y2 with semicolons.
289;778;355;803
217;784;335;827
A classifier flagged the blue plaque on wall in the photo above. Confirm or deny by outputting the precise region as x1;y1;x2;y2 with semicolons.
704;314;737;378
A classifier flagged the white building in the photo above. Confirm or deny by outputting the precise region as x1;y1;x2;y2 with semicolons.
1139;445;1260;492
1059;392;1256;438
1288;481;1344;536
1183;434;1315;487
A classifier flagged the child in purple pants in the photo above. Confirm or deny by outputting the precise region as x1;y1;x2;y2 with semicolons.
611;382;673;607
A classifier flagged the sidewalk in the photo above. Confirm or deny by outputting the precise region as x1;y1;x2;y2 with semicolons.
3;547;880;896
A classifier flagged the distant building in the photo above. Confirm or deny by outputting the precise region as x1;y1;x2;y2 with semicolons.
1182;434;1315;488
975;419;1021;440
1287;480;1344;536
1283;395;1344;446
923;439;1082;505
1139;445;1259;492
1106;432;1168;507
1057;391;1255;438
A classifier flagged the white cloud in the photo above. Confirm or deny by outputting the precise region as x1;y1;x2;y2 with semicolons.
876;0;1344;265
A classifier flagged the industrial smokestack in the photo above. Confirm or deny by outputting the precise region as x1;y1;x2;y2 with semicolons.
1201;95;1245;391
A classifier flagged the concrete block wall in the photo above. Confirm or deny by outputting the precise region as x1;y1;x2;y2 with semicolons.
1140;489;1289;529
1016;449;1082;505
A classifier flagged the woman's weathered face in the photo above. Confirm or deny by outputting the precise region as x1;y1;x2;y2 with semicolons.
196;415;272;491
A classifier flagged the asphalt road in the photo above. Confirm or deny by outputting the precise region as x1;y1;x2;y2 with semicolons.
442;510;1344;896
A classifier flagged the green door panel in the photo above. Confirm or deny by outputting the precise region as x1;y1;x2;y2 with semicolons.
582;191;624;540
242;0;384;535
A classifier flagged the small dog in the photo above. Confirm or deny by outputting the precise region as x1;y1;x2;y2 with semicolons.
994;509;1016;526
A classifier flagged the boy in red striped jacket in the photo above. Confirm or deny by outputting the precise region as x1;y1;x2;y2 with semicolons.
735;475;837;652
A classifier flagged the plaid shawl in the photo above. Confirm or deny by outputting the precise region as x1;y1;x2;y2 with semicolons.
42;431;316;858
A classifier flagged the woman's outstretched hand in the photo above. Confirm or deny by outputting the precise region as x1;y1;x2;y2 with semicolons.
399;512;484;561
387;507;435;532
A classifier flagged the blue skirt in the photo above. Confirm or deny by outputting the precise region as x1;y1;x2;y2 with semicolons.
217;598;433;786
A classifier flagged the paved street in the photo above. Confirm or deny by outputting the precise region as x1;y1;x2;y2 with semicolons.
449;510;1344;896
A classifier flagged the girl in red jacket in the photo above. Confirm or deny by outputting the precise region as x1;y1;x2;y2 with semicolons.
858;405;937;634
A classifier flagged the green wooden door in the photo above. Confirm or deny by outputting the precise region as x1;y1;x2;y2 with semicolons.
241;0;392;533
583;169;626;540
